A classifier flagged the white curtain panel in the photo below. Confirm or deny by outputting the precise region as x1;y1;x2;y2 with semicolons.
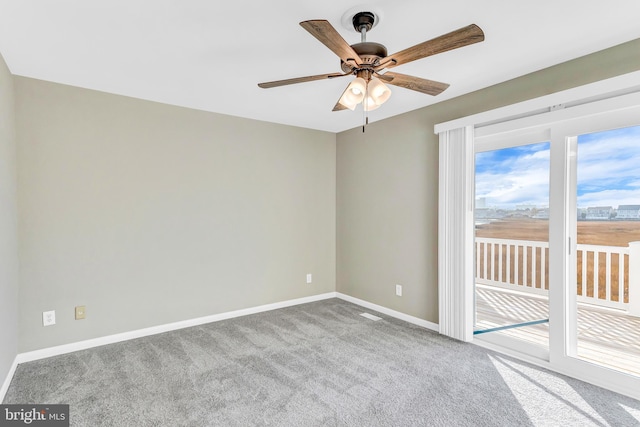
438;126;475;342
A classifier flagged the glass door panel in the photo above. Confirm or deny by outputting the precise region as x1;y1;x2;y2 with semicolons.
474;141;550;353
572;124;640;376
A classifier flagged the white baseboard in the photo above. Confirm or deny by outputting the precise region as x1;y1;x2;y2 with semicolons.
336;292;440;332
16;292;337;364
0;356;19;403
5;292;438;399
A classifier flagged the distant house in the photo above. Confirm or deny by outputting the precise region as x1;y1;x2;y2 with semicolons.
475;208;506;220
533;208;549;219
577;208;587;220
515;204;537;211
586;206;613;220
616;205;640;219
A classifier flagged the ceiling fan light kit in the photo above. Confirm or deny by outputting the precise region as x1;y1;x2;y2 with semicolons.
337;73;391;111
258;10;485;117
338;77;367;110
367;78;392;105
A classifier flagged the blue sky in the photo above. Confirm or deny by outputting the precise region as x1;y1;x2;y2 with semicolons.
475;125;640;209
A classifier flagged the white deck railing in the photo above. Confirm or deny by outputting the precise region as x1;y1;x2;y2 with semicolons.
475;237;640;315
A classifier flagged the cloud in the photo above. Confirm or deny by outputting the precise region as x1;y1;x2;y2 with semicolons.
576;126;640;207
577;188;640;208
475;125;640;209
476;142;550;207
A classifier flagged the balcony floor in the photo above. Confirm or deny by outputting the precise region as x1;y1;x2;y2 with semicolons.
475;284;640;377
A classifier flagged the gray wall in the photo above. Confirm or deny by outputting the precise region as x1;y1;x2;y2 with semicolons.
336;39;640;323
0;54;19;381
7;36;640;353
15;78;336;352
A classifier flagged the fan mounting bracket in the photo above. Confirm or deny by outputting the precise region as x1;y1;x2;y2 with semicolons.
352;11;375;33
341;7;383;34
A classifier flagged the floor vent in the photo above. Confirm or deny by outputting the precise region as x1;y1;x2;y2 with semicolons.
360;313;382;321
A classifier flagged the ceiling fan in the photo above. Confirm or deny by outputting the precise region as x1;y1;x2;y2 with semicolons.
258;12;485;112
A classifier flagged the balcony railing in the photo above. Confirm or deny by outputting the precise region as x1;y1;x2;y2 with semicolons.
475;237;640;316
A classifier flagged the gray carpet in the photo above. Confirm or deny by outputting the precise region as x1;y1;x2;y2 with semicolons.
4;298;640;426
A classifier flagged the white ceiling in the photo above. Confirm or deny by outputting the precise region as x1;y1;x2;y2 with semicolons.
1;1;639;133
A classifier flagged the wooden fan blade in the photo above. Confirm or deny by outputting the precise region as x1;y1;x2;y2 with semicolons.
300;20;363;66
258;73;347;89
382;72;450;96
332;101;348;112
332;82;352;111
375;72;394;82
380;24;484;69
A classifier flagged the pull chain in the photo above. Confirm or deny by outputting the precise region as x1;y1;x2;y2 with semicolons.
362;81;369;133
361;25;369;133
362;95;365;133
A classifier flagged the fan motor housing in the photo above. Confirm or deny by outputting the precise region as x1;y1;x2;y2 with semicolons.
340;42;388;73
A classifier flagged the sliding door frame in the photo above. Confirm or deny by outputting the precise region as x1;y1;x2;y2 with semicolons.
473;129;552;361
551;108;640;376
461;88;640;400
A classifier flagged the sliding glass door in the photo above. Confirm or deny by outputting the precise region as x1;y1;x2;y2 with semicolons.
566;123;640;377
474;133;550;358
470;92;640;397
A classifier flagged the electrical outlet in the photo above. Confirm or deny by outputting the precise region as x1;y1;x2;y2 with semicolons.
395;284;403;297
43;310;56;326
306;273;312;284
75;305;86;320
